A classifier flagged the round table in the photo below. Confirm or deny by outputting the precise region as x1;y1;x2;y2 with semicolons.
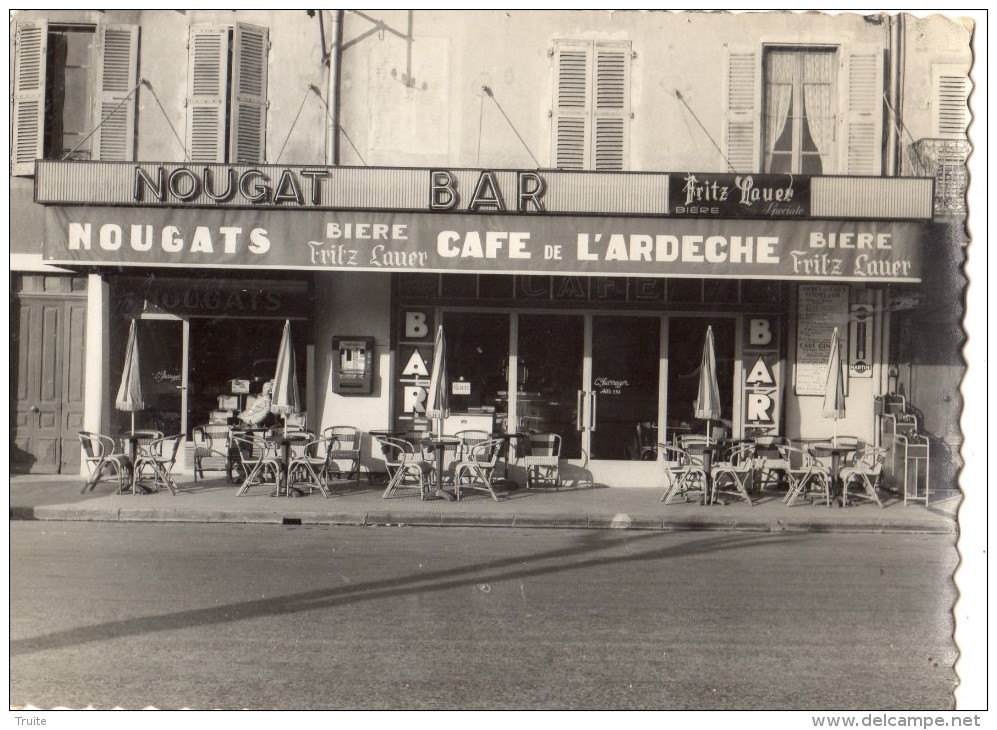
418;436;461;501
266;432;312;497
810;444;857;508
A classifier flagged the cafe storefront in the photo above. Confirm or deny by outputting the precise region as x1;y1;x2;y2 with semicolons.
37;162;931;487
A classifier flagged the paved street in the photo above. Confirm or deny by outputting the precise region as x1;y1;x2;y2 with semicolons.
10;522;958;710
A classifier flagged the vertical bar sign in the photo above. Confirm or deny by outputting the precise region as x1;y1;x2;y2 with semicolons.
849;303;874;378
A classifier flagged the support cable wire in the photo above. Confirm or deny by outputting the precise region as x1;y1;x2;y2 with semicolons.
61;78;146;161
883;91;928;175
673;89;735;173
481;86;540;168
274;85;315;164
309;84;368;166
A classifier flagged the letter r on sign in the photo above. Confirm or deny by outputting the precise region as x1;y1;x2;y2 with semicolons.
403;386;427;414
746;393;774;424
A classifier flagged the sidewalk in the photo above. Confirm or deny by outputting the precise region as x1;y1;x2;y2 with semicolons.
9;473;959;534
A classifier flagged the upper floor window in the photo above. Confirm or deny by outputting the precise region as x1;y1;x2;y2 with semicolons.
764;48;837;174
932;65;970;139
551;39;631;171
11;21;138;175
725;43;883;175
186;24;269;164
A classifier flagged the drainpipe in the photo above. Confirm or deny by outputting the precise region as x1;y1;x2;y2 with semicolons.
326;9;344;166
885;13;905;177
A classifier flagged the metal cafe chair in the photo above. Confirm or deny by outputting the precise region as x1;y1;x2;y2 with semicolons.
658;443;705;504
78;431;131;494
524;432;561;489
233;434;282;496
322;425;363;483
376;435;434;500
839;446;888;508
635;421;658;460
133;433;184;495
710;443;756;506
453;438;503;502
454;429;490;460
752;435;792;492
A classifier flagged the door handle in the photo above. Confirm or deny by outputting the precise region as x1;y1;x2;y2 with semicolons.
30;405;40;413
576;390;584;431
589;392;597;432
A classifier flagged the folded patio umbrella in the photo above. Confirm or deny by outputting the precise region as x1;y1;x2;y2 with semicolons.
115;319;145;435
426;325;449;438
694;325;722;439
822;327;846;445
270;320;301;434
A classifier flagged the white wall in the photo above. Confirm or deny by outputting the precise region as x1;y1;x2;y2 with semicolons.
313;271;394;471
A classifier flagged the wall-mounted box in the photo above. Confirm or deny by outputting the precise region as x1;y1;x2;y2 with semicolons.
332;336;375;395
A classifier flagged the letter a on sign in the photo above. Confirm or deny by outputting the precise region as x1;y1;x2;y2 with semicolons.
745;356;775;386
402;348;430;378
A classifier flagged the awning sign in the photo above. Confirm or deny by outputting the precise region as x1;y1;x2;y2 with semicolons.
44;206;925;282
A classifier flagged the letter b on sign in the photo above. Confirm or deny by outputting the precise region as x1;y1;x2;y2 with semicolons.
749;318;773;346
406;312;429;339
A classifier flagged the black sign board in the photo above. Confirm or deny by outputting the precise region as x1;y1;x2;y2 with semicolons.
669;172;810;219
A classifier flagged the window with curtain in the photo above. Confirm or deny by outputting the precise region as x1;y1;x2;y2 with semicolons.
763;48;837;175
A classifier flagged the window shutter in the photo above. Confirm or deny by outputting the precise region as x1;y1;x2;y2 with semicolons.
933;70;970;139
11;21;48;176
230;23;269;164
843;48;884;175
186;26;228;163
94;24;139;161
724;47;759;173
552;41;591;170
592;42;630;171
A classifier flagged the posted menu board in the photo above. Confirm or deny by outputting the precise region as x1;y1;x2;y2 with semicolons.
795;284;849;396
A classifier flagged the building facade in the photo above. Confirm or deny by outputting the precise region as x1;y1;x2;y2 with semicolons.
10;10;972;490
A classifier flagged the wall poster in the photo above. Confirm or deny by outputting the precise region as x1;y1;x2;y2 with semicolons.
794;284;849;396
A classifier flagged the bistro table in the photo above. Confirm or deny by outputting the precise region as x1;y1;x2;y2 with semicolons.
489;431;528;486
119;433;155;495
267;432;312;497
419;436;461;501
810;443;857;508
684;442;722;505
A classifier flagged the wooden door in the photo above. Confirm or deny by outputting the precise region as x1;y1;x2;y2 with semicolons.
12;293;87;473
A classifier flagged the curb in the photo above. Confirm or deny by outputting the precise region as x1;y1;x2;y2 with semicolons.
9;503;956;534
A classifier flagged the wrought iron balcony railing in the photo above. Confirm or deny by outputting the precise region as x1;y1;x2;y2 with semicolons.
908;138;971;217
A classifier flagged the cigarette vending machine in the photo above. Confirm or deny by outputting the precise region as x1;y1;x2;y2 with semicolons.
332;336;375;395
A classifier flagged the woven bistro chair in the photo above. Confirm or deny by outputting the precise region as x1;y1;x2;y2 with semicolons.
453;437;503;502
322;425;363;483
839;446;888;508
233;433;282;496
376;435;434;500
286;435;334;498
523;432;561;489
658;443;705;504
133;433;184;495
710;442;756;506
191;424;232;482
78;431;130;494
780;444;831;507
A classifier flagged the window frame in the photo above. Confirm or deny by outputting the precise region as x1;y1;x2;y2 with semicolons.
11;20;138;176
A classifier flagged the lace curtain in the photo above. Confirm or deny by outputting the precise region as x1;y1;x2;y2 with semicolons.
803;52;835;162
765;52;795;162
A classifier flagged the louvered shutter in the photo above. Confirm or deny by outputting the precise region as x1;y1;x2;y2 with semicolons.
11;21;48;176
186;26;228;163
724;47;759;173
552;41;591;170
93;24;139;161
843;48;884;175
592;42;630;171
230;23;269;163
933;71;969;139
